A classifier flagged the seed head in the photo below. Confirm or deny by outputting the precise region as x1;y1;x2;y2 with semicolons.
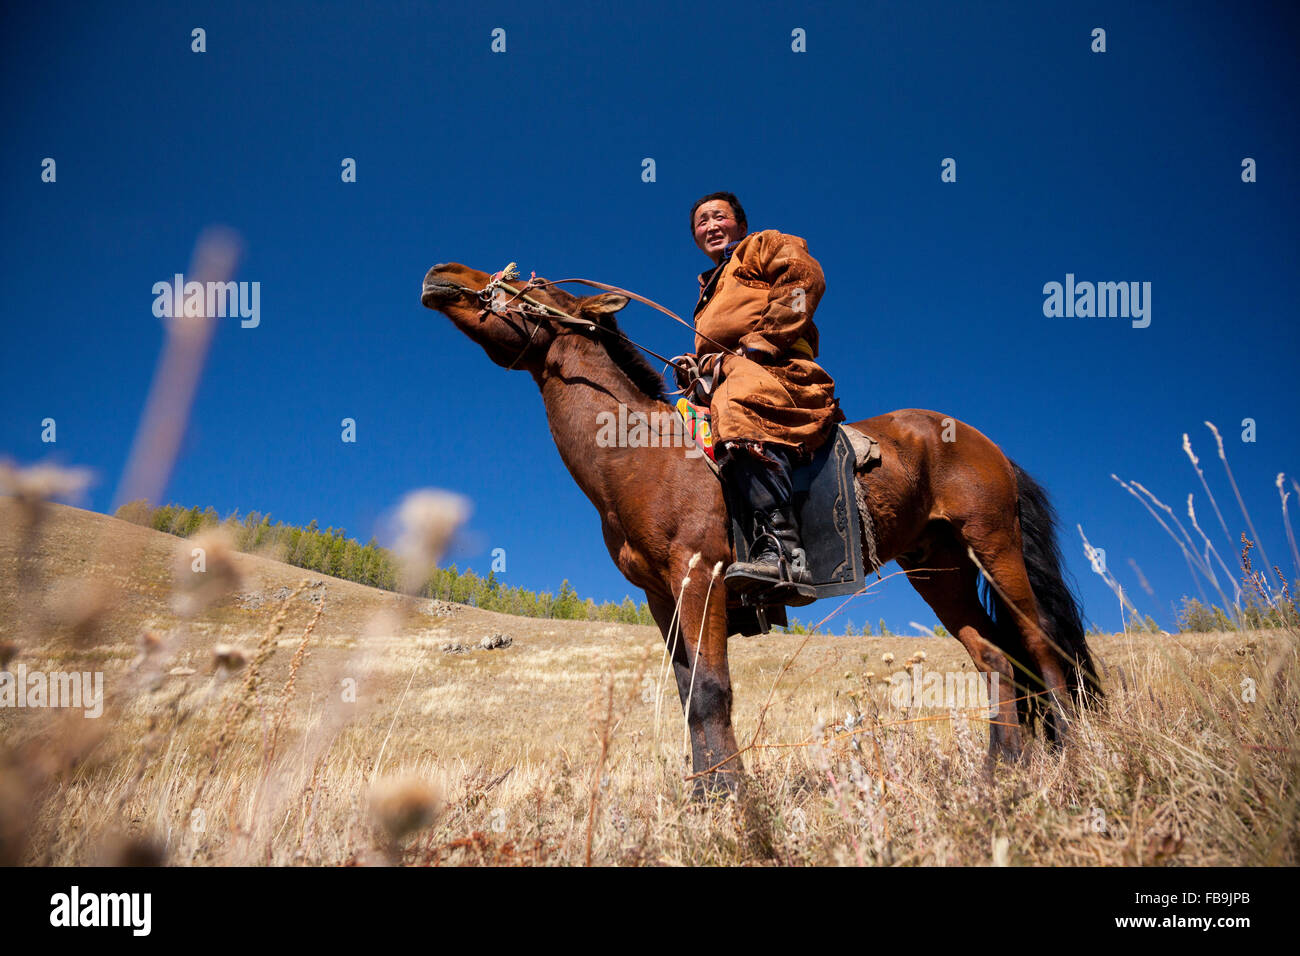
371;777;442;841
172;529;242;616
211;643;248;673
0;460;94;506
395;489;470;593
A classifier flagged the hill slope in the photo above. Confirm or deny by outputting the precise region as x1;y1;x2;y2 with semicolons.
2;499;1294;867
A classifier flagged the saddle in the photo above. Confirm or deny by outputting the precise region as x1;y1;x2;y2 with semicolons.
675;400;883;635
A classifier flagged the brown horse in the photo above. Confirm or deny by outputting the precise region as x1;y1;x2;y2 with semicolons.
421;261;1101;795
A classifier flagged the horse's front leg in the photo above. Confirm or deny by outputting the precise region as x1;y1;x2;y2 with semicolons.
657;569;742;799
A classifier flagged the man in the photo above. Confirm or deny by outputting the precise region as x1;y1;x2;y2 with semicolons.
684;191;845;607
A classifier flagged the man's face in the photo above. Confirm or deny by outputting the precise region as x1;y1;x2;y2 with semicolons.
693;200;746;263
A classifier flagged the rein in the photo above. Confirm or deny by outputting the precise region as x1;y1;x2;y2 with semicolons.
463;263;741;373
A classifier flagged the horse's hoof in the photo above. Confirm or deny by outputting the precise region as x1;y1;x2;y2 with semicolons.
986;724;1025;768
692;771;743;803
1042;691;1074;748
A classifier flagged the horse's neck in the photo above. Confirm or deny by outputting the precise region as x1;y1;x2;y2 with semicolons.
534;335;675;509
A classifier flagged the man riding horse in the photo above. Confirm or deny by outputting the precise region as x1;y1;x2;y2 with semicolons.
422;210;1100;778
680;191;845;608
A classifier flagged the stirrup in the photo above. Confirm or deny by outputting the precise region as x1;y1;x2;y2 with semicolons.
727;553;817;608
764;562;818;607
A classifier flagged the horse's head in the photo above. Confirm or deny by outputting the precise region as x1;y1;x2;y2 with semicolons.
421;261;629;373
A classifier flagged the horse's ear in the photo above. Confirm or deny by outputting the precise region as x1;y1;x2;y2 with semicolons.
579;293;629;316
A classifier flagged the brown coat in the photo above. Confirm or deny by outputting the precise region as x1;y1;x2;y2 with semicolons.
693;229;844;458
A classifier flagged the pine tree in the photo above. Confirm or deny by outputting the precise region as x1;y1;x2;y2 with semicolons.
1210;606;1236;632
165;505;186;536
283;527;303;567
339;540;360;582
149;504;173;533
553;580;581;619
1176;597;1216;632
462;569;483;607
251;514;273;550
618;596;638;624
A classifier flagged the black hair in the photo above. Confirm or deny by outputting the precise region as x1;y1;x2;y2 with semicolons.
689;191;747;236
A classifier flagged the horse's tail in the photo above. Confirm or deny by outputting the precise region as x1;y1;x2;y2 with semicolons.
986;461;1103;733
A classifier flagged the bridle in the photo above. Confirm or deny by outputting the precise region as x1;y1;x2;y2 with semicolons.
443;263;741;373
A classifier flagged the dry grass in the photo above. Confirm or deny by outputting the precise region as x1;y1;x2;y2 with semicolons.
2;501;1296;866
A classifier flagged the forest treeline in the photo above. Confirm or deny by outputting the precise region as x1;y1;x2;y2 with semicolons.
115;500;654;624
115;500;1296;637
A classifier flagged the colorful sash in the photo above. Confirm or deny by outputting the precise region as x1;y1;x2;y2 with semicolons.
675;397;715;461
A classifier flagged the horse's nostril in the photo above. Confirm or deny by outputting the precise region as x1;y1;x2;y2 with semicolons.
432;263;449;272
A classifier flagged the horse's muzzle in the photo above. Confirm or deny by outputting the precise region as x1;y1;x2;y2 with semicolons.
420;280;463;307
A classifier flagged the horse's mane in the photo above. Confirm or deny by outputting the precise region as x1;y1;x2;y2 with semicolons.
545;283;669;403
590;312;669;404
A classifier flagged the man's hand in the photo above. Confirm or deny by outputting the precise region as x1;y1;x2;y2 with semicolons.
671;353;699;392
671;352;726;395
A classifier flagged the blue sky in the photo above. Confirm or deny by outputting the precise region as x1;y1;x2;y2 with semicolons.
3;1;1297;632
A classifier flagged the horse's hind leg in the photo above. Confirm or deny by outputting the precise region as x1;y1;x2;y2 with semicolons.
961;523;1073;734
897;537;1024;762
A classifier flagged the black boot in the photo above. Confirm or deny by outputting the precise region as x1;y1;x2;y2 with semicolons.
725;504;817;607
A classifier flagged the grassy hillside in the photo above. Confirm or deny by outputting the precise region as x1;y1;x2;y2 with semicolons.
2;500;1296;866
